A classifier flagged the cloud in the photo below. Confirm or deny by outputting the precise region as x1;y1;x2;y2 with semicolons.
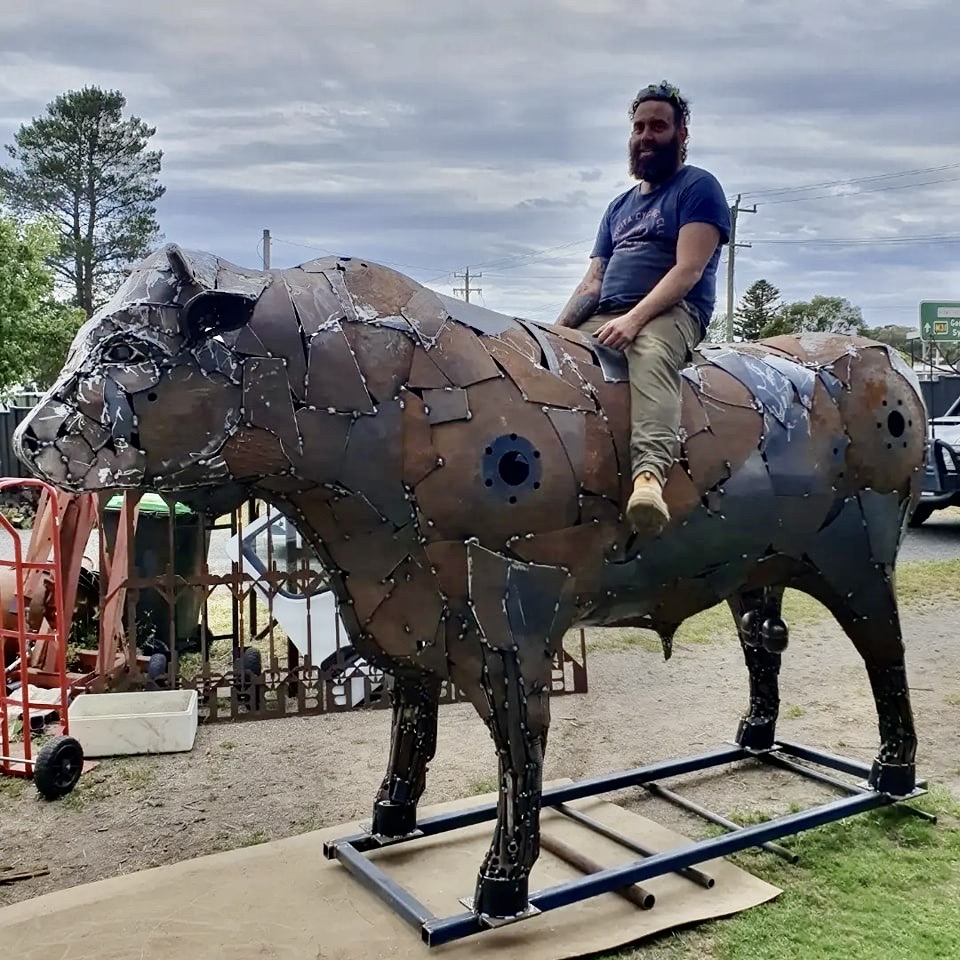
1;0;959;332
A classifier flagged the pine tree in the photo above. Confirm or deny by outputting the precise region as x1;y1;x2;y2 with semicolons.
735;279;782;341
0;86;165;316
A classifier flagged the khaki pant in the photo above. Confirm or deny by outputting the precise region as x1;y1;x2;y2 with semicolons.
577;301;702;487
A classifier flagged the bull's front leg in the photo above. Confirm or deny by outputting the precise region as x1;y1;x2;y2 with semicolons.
473;645;551;917
728;587;787;751
371;671;441;838
453;542;575;919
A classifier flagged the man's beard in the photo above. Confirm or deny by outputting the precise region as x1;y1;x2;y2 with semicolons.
630;135;682;183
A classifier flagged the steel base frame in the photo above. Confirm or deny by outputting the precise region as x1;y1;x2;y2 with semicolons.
322;739;929;948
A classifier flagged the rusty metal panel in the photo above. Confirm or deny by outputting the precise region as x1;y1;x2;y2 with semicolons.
400;391;440;487
507;523;620;598
365;557;444;658
423;387;470;425
340;260;428;320
133;366;241;477
423;322;502;387
281;267;348;335
497;326;543;365
221;427;289;480
484;338;593;409
339;401;411;526
434;293;514;336
402;289;451;345
408;345;453;389
246;273;308;398
305;327;374;414
242;357;300;451
286;408;352;485
341;323;414;404
580;412;621;501
413;376;579;547
545;409;586;478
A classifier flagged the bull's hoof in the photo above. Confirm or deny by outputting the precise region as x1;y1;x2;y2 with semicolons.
473;874;530;919
371;800;417;838
868;759;916;797
735;716;776;751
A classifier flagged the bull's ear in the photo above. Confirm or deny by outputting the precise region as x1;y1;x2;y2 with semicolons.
166;244;198;286
180;290;256;342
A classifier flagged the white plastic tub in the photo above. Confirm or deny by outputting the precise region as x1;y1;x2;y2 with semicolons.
67;689;199;757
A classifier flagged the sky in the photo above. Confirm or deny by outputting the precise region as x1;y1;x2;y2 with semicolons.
2;0;959;333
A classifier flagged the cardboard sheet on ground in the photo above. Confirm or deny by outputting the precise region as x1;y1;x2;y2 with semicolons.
0;780;780;960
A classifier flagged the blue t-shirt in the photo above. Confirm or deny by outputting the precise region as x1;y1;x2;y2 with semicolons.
590;165;730;332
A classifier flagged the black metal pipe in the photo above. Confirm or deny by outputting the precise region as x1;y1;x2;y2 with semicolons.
760;751;864;794
553;802;715;889
761;750;934;822
423;789;895;946
325;744;749;857
773;740;875;779
333;842;435;930
641;782;799;863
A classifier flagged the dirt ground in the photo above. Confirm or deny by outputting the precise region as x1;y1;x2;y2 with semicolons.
3;595;959;912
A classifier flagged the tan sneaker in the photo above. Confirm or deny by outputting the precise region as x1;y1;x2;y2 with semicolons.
626;471;670;537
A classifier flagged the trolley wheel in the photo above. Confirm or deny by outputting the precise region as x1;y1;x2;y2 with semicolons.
33;735;84;800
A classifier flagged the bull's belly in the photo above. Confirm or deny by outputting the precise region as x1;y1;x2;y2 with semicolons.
573;483;843;629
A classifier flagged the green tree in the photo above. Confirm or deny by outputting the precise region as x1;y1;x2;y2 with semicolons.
735;279;782;341
762;295;867;338
704;311;727;343
0;203;85;392
0;86;164;317
864;324;914;360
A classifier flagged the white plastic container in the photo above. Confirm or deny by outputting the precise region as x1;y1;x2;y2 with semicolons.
67;689;199;757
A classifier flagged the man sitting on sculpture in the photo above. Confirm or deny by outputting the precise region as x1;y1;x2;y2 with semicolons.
555;81;730;537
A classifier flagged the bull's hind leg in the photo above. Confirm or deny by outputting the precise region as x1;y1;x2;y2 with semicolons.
370;671;441;837
728;586;787;750
818;582;916;795
801;495;917;795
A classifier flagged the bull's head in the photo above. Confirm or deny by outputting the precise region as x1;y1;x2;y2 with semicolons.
14;244;262;510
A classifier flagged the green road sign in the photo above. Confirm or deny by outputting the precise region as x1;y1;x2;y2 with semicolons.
920;301;960;341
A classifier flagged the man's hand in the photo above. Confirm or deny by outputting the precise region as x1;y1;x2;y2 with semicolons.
594;312;647;350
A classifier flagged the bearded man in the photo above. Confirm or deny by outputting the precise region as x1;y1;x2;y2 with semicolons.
556;82;730;538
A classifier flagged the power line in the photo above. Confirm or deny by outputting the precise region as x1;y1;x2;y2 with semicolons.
738;161;960;201
755;174;960;206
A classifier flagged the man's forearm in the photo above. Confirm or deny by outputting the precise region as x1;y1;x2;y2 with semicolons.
626;264;702;325
555;287;601;328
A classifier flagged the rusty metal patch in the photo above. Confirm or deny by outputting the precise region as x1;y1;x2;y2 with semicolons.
339;400;411;526
341;323;414;404
281;267;349;335
423;387;470;424
413;376;579;547
483;337;593;409
422;321;502;387
400;391;440;487
242;357;300;452
305;327;374;414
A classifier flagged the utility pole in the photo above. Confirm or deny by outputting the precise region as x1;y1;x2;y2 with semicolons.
724;194;757;341
262;228;271;269
453;267;481;303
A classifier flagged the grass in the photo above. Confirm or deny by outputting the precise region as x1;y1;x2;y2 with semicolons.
586;558;960;654
608;787;960;960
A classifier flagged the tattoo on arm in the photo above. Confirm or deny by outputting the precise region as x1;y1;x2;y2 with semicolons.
555;258;606;328
556;293;600;328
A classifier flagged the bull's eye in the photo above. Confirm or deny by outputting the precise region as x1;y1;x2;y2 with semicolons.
103;342;146;365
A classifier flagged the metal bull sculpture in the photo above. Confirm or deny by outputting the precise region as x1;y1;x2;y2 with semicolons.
14;245;927;920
